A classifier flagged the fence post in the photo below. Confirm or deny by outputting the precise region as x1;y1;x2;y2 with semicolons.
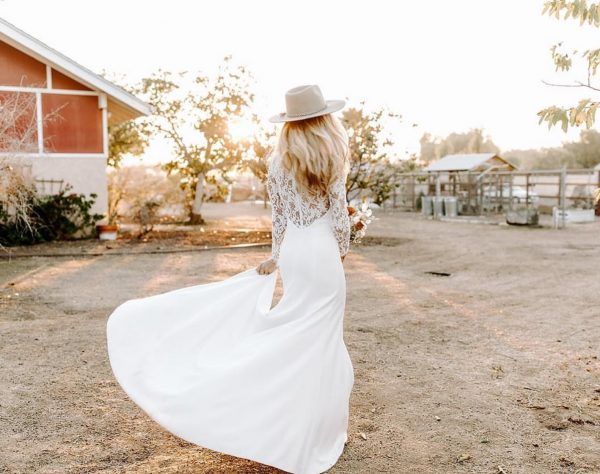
467;173;472;214
434;173;441;219
559;166;567;229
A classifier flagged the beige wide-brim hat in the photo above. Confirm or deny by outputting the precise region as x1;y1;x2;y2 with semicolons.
269;84;345;123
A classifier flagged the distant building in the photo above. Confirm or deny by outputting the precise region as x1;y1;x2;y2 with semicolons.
421;153;517;215
425;153;516;172
0;18;151;215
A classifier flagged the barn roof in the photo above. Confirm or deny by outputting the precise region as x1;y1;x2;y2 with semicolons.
0;17;151;123
425;153;516;172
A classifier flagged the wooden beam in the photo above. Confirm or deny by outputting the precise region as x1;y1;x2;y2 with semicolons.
101;94;109;156
0;84;99;96
46;65;52;88
35;91;43;153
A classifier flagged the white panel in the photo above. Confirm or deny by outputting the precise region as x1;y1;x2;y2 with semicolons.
102;101;109;156
20;155;109;216
35;92;43;153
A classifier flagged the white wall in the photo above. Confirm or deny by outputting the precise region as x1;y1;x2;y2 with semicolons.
12;155;108;217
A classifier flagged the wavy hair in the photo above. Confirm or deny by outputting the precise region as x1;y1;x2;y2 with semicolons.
275;114;349;196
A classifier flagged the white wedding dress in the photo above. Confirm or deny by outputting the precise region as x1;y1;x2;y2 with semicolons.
106;153;354;474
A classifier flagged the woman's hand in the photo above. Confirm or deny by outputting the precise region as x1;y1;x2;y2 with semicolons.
256;259;278;275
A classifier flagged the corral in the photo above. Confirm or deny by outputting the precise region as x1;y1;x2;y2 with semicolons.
388;155;599;227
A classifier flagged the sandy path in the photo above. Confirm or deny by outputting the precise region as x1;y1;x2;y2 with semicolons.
1;213;599;473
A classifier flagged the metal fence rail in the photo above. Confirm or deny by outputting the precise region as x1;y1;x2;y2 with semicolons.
386;168;600;227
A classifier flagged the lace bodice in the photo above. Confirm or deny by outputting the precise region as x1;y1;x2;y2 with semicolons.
267;154;350;262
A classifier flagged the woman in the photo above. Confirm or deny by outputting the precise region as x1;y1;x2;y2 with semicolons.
106;84;354;474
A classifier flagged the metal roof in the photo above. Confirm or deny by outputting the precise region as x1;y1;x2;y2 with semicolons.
425;153;515;172
0;17;151;122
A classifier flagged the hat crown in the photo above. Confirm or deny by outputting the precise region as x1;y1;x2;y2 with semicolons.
269;84;345;123
284;85;327;118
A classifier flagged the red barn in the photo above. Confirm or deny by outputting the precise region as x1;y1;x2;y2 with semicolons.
0;17;150;215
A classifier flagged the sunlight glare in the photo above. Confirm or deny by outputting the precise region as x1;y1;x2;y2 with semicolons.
228;117;256;142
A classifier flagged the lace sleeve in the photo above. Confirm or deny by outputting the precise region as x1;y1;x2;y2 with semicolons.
267;169;287;263
328;176;350;257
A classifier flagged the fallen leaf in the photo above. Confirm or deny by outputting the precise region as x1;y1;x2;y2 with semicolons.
492;365;505;379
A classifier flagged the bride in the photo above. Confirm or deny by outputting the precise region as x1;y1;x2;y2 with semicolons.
106;84;355;474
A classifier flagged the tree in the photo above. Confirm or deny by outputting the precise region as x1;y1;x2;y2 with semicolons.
504;129;600;169
98;72;150;168
108;120;148;168
340;105;402;203
538;1;600;131
562;128;600;167
503;147;571;170
419;129;500;163
419;133;439;164
138;57;255;224
107;164;187;232
242;122;276;207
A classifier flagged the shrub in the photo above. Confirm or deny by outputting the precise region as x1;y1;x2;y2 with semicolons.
0;185;102;246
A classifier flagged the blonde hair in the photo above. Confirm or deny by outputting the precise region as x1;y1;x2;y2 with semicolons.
276;114;349;196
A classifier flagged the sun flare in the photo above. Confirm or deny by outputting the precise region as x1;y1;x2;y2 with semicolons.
228;117;256;141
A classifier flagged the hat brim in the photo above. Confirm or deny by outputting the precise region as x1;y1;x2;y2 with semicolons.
268;99;346;123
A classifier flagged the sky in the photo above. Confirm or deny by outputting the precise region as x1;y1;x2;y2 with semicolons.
1;0;598;162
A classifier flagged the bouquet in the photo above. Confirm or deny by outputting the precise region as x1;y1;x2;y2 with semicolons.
347;202;374;243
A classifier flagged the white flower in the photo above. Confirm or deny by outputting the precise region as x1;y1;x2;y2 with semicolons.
349;202;377;244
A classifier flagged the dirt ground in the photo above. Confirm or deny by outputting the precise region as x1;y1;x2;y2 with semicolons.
1;208;599;474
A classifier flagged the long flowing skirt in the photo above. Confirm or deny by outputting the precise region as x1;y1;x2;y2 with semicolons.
106;211;354;474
